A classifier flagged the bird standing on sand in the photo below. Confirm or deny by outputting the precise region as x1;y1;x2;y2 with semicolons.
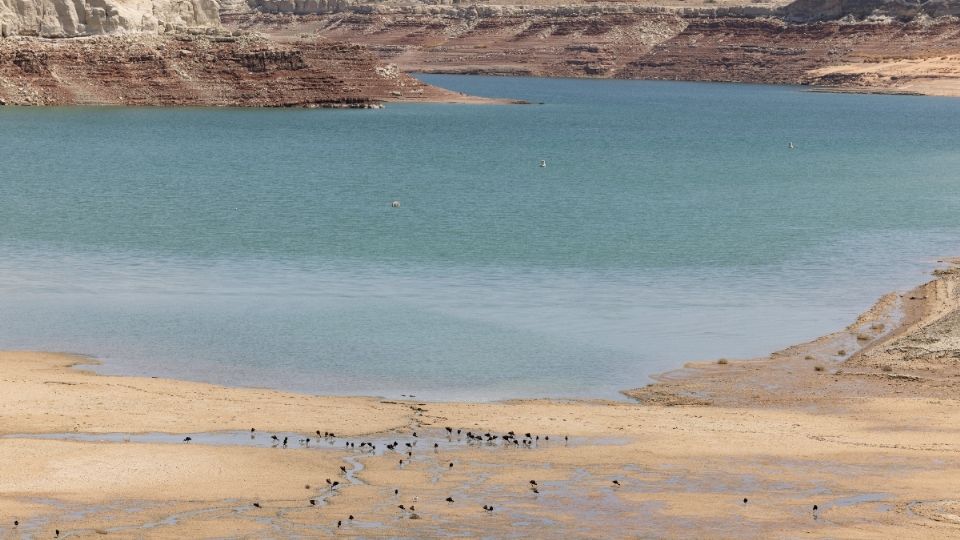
310;499;316;506
183;437;191;442
446;497;455;503
612;480;621;486
743;498;748;504
253;502;261;508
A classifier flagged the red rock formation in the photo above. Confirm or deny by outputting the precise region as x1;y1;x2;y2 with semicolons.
0;34;474;106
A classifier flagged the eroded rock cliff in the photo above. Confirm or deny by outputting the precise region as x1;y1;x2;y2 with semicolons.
0;33;469;105
0;0;220;37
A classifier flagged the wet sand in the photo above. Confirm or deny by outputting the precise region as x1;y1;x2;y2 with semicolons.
5;264;960;537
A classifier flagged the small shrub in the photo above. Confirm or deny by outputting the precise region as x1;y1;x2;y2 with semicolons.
804;355;815;360
717;359;728;365
837;349;846;356
856;333;870;341
881;365;893;372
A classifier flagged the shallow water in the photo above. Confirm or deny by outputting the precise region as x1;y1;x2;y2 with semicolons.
0;76;958;400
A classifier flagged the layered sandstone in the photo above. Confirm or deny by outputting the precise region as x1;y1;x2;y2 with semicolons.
223;0;960;96
0;33;480;105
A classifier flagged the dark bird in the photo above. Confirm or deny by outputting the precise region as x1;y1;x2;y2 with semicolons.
545;436;549;441
271;435;279;441
253;503;261;508
743;498;748;504
337;520;342;528
400;459;404;465
612;480;621;486
13;520;18;527
330;433;335;437
349;515;354;520
530;480;537;486
412;432;418;437
445;427;452;433
408;451;412;457
525;433;531;438
283;437;288;446
55;530;59;538
410;505;415;512
310;499;316;506
305;484;311;490
398;505;406;510
332;481;340;488
532;487;539;494
340;465;347;473
183;437;192;442
457;429;461;435
394;489;399;495
316;430;322;436
449;462;454;468
813;505;818;511
326;478;332;485
250;428;256;433
446;497;455;503
434;443;439;448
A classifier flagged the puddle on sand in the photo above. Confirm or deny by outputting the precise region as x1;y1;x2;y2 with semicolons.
2;429;628;456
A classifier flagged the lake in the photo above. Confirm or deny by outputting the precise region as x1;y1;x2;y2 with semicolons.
0;75;958;400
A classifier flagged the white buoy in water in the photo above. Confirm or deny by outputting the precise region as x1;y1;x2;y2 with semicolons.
788;142;795;149
539;160;547;167
391;200;401;208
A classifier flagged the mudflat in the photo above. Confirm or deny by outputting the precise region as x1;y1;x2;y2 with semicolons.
4;266;960;537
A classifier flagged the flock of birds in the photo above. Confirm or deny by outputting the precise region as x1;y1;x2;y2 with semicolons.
15;425;822;535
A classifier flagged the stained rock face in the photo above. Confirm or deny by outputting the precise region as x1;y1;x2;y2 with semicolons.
0;0;220;37
0;34;454;106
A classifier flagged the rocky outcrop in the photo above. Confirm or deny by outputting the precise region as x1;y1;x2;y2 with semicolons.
225;1;960;95
0;34;461;105
0;0;220;37
781;0;960;22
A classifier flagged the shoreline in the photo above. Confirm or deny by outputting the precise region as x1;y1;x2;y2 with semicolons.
5;263;960;536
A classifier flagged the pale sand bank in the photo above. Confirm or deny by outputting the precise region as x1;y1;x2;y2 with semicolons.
4;265;960;537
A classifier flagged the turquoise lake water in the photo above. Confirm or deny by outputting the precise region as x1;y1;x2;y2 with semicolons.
0;75;958;400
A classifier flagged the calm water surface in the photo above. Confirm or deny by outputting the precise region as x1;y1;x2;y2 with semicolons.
0;76;958;400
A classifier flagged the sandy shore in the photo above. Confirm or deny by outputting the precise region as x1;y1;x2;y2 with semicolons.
4;265;960;537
